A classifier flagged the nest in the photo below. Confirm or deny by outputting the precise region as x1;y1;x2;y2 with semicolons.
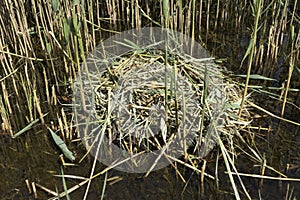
73;28;252;173
80;52;247;153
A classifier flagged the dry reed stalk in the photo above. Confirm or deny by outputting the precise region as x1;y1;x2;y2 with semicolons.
214;0;220;30
0;93;12;134
185;1;191;37
198;0;203;34
177;0;183;32
191;0;196;41
281;35;297;117
61;108;71;140
205;0;211;42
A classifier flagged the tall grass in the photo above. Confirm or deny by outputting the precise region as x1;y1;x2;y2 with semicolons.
0;1;299;135
238;0;263;117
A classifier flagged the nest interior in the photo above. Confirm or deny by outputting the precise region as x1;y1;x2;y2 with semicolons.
82;49;252;160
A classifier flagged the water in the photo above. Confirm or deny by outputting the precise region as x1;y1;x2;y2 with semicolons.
0;130;60;199
1;120;299;199
0;129;215;199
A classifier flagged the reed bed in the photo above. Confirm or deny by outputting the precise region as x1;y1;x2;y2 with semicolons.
0;0;299;199
0;0;299;134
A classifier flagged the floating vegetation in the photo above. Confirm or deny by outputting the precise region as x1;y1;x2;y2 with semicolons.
48;127;75;162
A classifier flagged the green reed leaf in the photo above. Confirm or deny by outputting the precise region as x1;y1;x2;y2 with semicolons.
291;25;295;41
63;18;70;44
234;74;276;81
48;127;75;161
241;38;253;65
51;0;60;12
73;0;79;6
46;42;52;54
12;113;48;138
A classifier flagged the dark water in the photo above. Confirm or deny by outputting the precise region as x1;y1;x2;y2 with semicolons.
0;126;220;199
1;118;299;199
0;130;60;199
